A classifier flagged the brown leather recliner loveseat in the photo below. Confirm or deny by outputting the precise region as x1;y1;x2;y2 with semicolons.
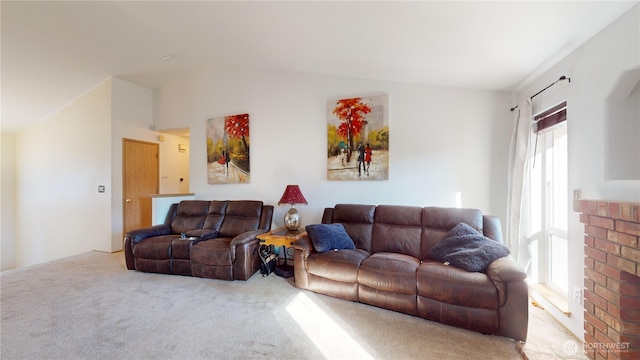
124;200;273;281
291;204;528;342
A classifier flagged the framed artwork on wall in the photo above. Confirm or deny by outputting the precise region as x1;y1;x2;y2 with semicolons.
327;94;389;180
206;113;250;184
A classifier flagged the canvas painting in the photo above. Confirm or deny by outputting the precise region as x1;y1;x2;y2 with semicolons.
327;95;389;180
206;113;250;184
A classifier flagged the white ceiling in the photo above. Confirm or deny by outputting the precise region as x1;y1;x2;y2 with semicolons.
1;1;637;133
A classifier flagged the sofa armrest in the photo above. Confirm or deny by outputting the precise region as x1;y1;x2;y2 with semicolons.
486;256;527;283
229;229;268;261
291;235;315;289
230;229;268;246
291;235;314;260
125;224;171;245
486;255;529;341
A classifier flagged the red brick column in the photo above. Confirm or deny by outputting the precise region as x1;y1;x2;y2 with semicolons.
574;200;640;360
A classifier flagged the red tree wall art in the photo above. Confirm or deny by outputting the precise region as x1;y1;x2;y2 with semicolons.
327;95;389;181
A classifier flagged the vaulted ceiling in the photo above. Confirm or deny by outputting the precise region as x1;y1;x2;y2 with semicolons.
1;1;637;133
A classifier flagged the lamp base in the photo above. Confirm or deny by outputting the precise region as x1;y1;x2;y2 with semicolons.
284;206;301;231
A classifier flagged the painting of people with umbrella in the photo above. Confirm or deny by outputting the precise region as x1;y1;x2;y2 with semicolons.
206;113;250;184
327;95;389;180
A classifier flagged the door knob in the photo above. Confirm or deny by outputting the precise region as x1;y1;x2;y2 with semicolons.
125;198;132;203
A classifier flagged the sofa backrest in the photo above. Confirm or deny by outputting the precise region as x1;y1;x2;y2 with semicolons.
421;207;484;259
219;200;267;237
168;200;274;237
203;200;228;232
325;204;493;260
372;205;423;258
170;200;210;234
329;204;376;252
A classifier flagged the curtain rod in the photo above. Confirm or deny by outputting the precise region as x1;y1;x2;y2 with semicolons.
510;75;571;111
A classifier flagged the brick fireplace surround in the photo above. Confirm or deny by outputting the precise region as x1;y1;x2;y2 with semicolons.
574;200;640;360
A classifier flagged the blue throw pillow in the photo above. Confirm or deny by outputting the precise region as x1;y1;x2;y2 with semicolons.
430;222;510;272
306;223;356;253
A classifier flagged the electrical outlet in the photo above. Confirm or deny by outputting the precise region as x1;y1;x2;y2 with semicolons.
573;189;582;200
98;185;106;193
573;286;583;304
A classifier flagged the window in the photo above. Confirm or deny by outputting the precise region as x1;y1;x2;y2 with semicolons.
527;103;569;305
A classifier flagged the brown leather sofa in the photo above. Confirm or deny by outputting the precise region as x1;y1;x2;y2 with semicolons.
124;200;273;281
291;204;528;342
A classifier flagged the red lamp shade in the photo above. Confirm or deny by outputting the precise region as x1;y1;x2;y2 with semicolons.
278;185;308;205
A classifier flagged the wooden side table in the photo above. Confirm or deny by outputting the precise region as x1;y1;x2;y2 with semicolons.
257;227;306;277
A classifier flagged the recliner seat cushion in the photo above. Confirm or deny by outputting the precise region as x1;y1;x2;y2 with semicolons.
306;249;369;283
132;236;175;259
190;238;233;265
417;260;499;309
358;252;420;294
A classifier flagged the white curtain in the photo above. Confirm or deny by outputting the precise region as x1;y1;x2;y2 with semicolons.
506;98;533;272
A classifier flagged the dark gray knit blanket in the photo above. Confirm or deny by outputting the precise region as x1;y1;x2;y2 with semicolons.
429;222;510;272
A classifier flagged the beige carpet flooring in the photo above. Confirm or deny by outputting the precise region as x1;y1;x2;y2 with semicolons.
1;251;584;360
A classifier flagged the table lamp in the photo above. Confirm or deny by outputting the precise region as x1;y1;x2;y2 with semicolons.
278;185;308;231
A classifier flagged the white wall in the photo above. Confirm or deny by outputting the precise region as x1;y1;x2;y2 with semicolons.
514;4;639;340
1;133;17;270
110;77;190;252
158;134;190;194
15;80;113;267
154;65;512;229
3;77;171;268
110;77;155;252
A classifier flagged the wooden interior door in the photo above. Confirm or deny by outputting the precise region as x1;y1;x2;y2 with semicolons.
123;139;159;234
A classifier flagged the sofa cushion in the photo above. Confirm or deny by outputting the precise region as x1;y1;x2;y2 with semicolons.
421;207;484;256
358;252;420;295
203;200;228;232
371;205;423;258
219;201;262;237
190;238;233;265
417;260;499;309
132;235;175;260
306;223;356;253
331;204;376;251
170;201;210;234
306;249;369;283
429;222;510;272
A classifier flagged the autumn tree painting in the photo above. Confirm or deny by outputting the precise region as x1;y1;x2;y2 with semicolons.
333;97;371;163
327;95;389;181
225;114;249;159
206;113;250;184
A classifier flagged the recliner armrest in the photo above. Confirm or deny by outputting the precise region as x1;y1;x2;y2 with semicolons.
486;256;527;283
230;229;267;246
487;255;527;307
228;229;268;261
487;255;529;341
125;224;171;245
291;235;314;260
